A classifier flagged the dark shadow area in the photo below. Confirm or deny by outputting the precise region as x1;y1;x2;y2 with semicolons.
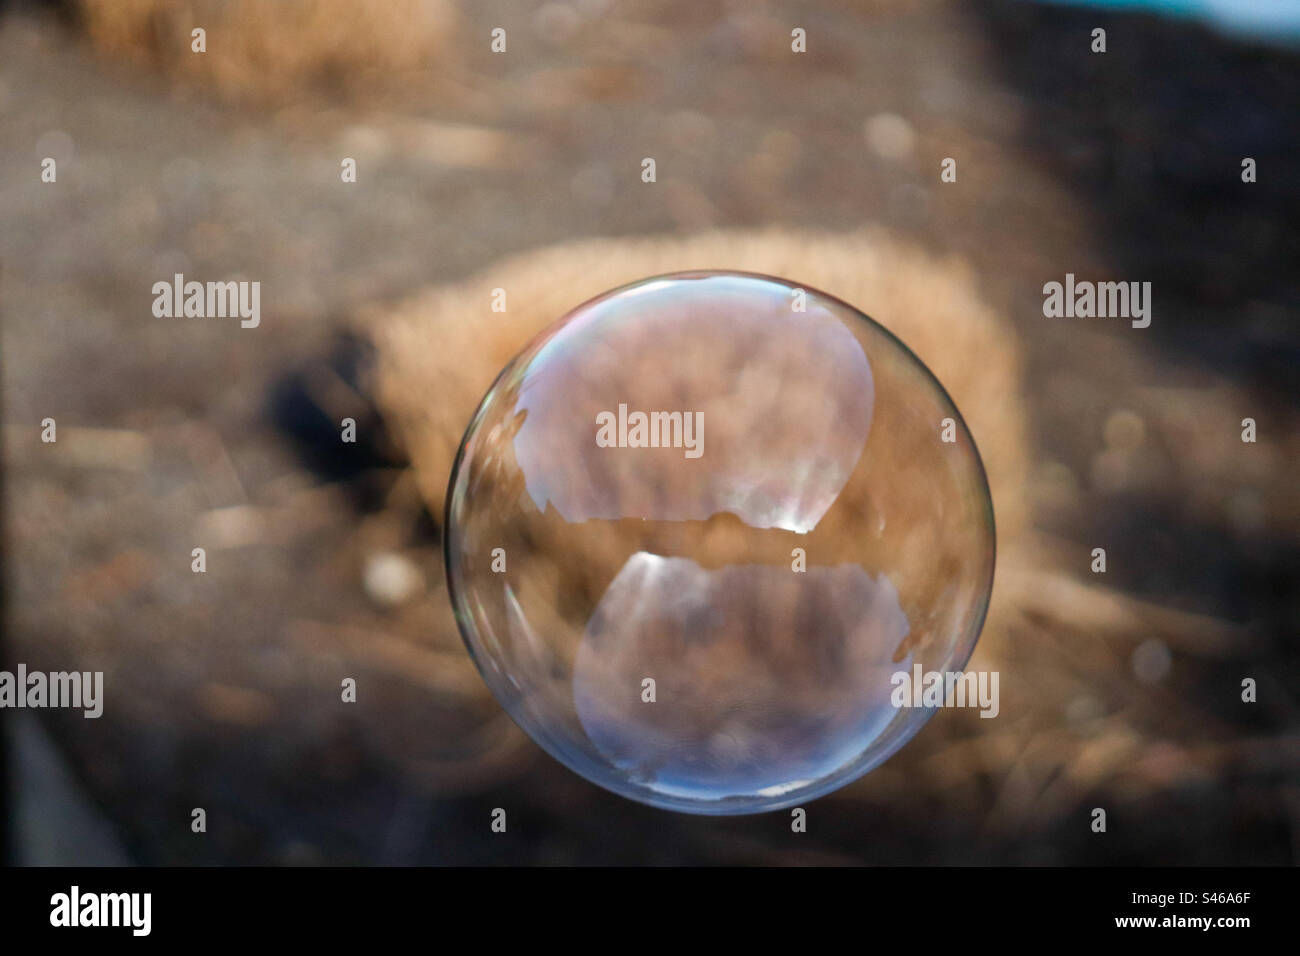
267;332;409;514
1;262;10;867
966;0;1300;866
974;0;1300;398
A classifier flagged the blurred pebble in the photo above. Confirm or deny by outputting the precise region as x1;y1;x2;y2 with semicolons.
864;113;915;161
1132;639;1172;684
363;551;424;606
197;505;263;548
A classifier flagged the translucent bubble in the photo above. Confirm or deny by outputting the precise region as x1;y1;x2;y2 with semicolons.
445;272;995;814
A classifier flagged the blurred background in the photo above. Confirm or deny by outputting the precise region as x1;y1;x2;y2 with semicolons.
1;0;1297;864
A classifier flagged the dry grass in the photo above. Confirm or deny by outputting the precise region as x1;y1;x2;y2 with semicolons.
368;227;1031;544
77;0;460;105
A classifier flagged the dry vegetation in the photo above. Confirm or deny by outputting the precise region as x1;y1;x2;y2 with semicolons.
370;228;1032;541
77;0;460;104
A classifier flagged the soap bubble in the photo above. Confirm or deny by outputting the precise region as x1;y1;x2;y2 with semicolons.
445;272;994;814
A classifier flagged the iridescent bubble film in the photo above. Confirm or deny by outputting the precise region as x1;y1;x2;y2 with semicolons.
445;272;995;814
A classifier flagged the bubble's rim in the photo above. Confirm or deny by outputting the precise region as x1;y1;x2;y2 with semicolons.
442;268;998;816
